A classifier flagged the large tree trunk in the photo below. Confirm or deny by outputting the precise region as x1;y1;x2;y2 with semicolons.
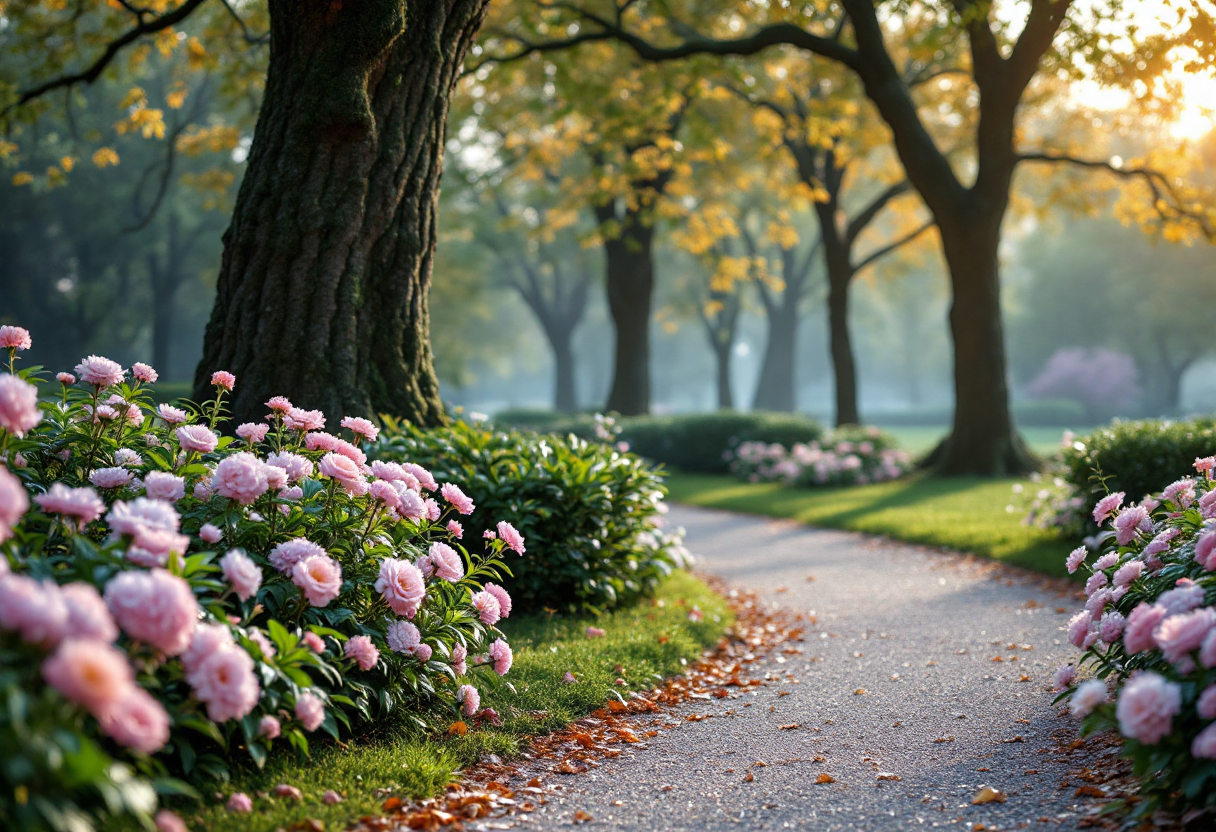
193;0;488;426
826;266;858;427
926;206;1035;475
599;216;654;416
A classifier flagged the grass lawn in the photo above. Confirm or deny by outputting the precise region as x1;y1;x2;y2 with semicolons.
178;571;731;832
665;472;1074;578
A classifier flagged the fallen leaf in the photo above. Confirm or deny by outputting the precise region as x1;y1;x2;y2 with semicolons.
448;721;468;737
854;689;866;695
1001;736;1024;743
659;785;674;792
778;723;799;730
806;575;816;581
812;755;826;762
573;809;593;823
815;773;835;784
934;736;954;743
658;635;669;644
1075;785;1106;798
775;587;789;593
743;772;754;783
971;787;1007;805
556;760;585;774
382;796;403;811
1018;674;1031;682
877;773;901;781
976;767;991;772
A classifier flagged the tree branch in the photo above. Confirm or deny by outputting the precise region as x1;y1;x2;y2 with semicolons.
844;180;911;245
853;219;935;272
219;0;270;45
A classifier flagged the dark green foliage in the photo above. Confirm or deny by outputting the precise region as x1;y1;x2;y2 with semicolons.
492;410;824;474
375;419;685;615
1062;418;1216;512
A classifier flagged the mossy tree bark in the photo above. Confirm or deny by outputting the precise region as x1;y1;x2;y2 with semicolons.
194;0;489;426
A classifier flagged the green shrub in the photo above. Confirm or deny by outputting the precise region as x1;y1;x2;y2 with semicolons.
1062;417;1216;510
375;418;688;615
616;412;824;473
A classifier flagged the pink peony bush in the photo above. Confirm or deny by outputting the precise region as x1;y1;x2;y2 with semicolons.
1056;455;1216;815
727;426;912;488
0;330;524;830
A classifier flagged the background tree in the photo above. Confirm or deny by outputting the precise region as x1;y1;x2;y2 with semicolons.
490;0;1216;474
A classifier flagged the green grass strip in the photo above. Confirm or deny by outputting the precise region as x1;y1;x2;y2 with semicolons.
665;472;1073;578
178;571;731;832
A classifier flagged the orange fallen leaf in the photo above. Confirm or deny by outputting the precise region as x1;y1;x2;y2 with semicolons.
775;587;789;593
447;721;467;736
658;635;669;644
778;723;799;730
972;787;1007;805
607;700;626;713
854;689;866;695
743;771;755;783
1075;785;1106;798
573;809;593;823
934;736;954;743
976;767;991;772
814;773;835;784
812;755;826;762
876;773;900;781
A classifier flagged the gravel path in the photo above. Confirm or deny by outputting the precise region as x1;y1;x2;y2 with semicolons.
515;505;1099;831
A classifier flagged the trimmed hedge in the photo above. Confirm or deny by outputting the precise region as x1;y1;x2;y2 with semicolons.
375;418;687;615
1062;418;1216;510
493;410;824;474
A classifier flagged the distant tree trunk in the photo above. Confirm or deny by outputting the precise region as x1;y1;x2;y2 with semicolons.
194;0;489;426
751;246;810;413
1152;336;1198;415
713;339;734;410
550;325;578;413
596;204;655;416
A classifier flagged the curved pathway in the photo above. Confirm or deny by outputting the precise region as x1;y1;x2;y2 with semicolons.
514;505;1110;830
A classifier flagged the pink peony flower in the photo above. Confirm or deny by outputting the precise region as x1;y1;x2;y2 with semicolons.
304;431;341;453
386;620;421;654
266;396;293;414
441;483;475;515
0;575;68;646
220;549;262;601
200;523;223;544
1054;665;1076;690
1203;629;1216;669
415;643;433;662
61;582;119;642
1193;723;1216;758
471;590;501;626
424;498;441;521
323;790;343;805
488;638;512;676
75;355;125;387
302;631;326;652
1113;505;1151;546
182;623;234;677
226;793;253;813
0;325;32;350
1163;478;1196;508
1154;608;1216;663
262;464;288;491
1085;572;1107;596
143;471;185;503
1067;610;1093;648
370;460;407;482
0;375;42;437
284;408;325;432
212;452;269;505
375;558;426;617
99;686;170;754
484;583;512;618
57;372;75;385
403;463;437;492
41;638;133;715
1092;553;1119;571
1099;611;1126;644
259;714;281;739
176;424;219;454
248;629;275;659
368;479;400;508
157;404;188;424
1196;531;1216;571
266;451;314;483
1065;546;1088;574
1113;560;1144;589
1199;684;1216;720
496;521;525;555
190;643;260;722
452;642;467;675
292;555;343;607
447;519;464;539
340;416;379;441
345;635;380;670
295;691;325;731
1069;679;1107;718
1195;456;1216;474
428;542;464;582
127;362;157;383
1;465;29;540
273;784;302;800
90;467;133;490
104;568;198;655
1092;492;1125;525
1124;603;1168;654
394;485;426;520
1116;672;1181;745
1143;528;1180;559
1160;580;1206;615
1085;588;1113;619
236;422;269;444
332;438;366;465
457;684;480;716
107;497;180;537
268;538;327;573
318;452;368;496
196;479;213;501
210;371;236;391
154;810;187;832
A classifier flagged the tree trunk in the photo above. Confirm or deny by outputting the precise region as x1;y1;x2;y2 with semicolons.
751;300;798;412
550;327;578;413
713;341;734;410
926;207;1036;475
193;0;488;426
600;216;654;416
826;266;858;427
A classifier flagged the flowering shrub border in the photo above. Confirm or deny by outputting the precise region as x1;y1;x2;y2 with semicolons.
726;426;912;488
1055;454;1216;816
0;326;528;831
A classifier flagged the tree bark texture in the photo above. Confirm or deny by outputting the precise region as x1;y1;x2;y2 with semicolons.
596;202;656;416
193;0;489;426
